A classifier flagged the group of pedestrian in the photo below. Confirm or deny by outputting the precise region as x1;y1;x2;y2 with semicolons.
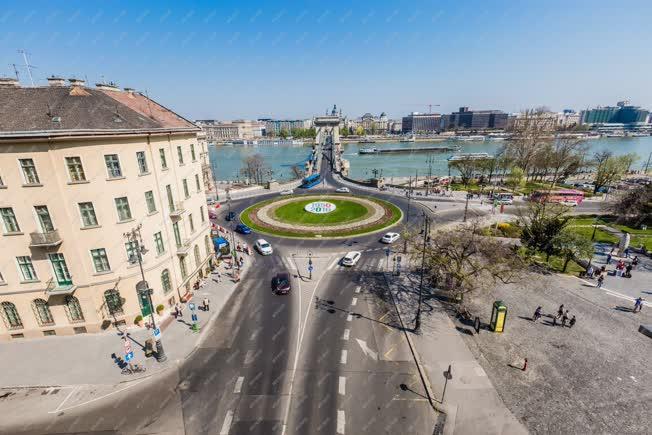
533;304;576;328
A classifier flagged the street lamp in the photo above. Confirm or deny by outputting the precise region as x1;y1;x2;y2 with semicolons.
124;225;167;363
414;213;431;334
308;252;313;280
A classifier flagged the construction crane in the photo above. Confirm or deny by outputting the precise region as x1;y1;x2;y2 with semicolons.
403;104;441;114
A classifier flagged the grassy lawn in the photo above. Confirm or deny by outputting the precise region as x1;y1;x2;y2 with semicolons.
566;217;619;245
273;199;369;225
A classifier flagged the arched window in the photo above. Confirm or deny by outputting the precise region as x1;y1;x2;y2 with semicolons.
161;269;172;294
1;302;23;329
104;289;123;315
205;235;212;257
65;295;84;322
194;245;201;270
32;298;54;326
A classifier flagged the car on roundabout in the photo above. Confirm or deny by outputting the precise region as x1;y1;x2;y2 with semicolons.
235;223;252;234
381;232;400;244
255;239;273;255
335;187;350;193
341;251;362;266
225;211;236;221
271;272;291;294
279;189;294;195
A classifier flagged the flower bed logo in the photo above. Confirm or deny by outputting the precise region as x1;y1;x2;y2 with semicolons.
304;201;336;214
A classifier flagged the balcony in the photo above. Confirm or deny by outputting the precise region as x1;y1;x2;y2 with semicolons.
169;201;185;218
176;238;192;256
29;230;63;248
46;277;76;296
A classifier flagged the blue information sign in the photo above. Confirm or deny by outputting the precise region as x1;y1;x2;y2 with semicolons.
125;351;134;362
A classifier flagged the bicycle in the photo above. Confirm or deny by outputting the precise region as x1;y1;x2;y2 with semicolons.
121;364;147;375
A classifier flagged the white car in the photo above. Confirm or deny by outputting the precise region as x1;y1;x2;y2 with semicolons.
341;251;362;266
560;199;578;207
335;187;350;193
381;232;400;244
279;189;294;196
255;239;273;255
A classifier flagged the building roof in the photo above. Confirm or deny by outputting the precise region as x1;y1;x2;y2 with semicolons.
0;85;198;139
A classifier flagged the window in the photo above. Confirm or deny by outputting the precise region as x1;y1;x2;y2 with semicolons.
17;256;38;281
145;191;157;214
154;232;165;255
173;222;182;247
104;289;123;316
125;241;139;263
136;151;148;175
104;154;122;178
190;144;196;161
159;148;168;169
1;302;22;329
179;257;188;278
33;299;54;326
65;157;86;182
177;146;184;165
0;173;4;187
0;270;4;284
114;197;132;222
48;253;72;287
194;245;201;269
35;205;55;232
183;179;190;198
205;235;212;257
166;185;174;212
1;208;20;233
161;269;172;294
200;205;205;223
189;213;195;233
78;202;98;227
91;248;111;273
65;295;84;322
19;158;40;184
195;174;201;192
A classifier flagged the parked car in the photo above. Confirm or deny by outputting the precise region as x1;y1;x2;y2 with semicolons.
336;187;350;193
236;223;252;234
271;272;291;294
560;199;578;207
341;251;362;266
225;211;236;221
279;189;294;195
206;198;216;205
381;232;400;244
255;239;273;255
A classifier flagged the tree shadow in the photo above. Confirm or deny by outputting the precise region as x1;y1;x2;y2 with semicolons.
455;326;474;336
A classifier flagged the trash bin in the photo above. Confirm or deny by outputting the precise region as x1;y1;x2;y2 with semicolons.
490;300;507;333
145;338;155;357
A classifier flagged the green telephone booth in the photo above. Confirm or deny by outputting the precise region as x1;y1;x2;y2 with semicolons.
490;300;507;333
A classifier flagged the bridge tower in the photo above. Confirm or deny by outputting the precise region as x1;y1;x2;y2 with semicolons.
313;105;348;175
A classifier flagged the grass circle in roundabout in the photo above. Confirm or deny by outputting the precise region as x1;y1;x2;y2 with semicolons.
240;194;403;239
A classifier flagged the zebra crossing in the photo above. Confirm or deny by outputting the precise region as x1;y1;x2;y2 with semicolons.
327;253;390;273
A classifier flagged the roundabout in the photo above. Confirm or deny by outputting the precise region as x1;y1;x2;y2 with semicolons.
240;194;403;238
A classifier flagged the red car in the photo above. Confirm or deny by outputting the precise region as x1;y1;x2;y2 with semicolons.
272;272;291;295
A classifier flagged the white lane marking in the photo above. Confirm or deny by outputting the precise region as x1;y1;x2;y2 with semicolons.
346;313;353;322
377;258;383;268
48;377;149;414
52;385;79;412
355;338;379;360
337;410;345;434
351;297;358;306
328;258;339;270
285;256;297;269
340;349;348;364
234;376;244;393
354;286;361;294
342;329;350;341
338;376;346;395
220;410;234;435
576;277;650;305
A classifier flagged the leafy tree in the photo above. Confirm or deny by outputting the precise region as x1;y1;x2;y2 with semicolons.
553;229;594;272
355;126;365;136
240;153;271;184
593;151;637;193
502;107;553;178
448;158;483;188
607;183;652;226
279;129;289;139
339;127;349;137
506;167;525;191
519;202;571;261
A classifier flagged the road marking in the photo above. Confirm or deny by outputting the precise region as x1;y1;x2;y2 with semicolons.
384;346;396;359
354;286;361;294
346;313;353;322
576;277;650;305
337;410;345;434
378;311;390;322
355;338;378;360
340;349;348;364
52;385;79;413
342;329;350;341
220;410;234;435
234;376;244;393
328;258;339;270
48;377;149;414
377;258;384;269
338;376;346;395
351;297;358;306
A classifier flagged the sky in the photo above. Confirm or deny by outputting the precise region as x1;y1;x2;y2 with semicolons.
1;0;651;121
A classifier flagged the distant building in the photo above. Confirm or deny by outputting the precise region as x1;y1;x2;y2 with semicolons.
441;107;508;131
258;119;311;136
401;112;442;133
358;112;388;133
580;101;649;125
195;120;265;141
510;110;580;132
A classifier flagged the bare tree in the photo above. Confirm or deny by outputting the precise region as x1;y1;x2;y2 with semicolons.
545;137;588;189
240;153;271;185
448;158;485;188
503;107;554;179
592;151;637;194
607;183;652;226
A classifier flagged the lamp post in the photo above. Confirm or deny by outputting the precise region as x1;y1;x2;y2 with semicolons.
124;225;167;363
308;252;313;280
414;213;431;334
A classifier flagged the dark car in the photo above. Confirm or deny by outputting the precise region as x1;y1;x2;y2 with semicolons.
225;211;236;221
272;272;291;294
235;223;252;234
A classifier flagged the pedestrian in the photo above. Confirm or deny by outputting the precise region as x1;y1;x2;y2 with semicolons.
587;265;594;278
606;253;612;264
569;316;576;328
596;275;604;288
634;297;644;313
562;310;569;327
624;247;630;258
552;314;558;326
216;271;221;283
632;256;639;269
625;264;632;278
175;303;183;318
522;358;528;371
203;297;210;312
557;304;564;318
533;306;542;322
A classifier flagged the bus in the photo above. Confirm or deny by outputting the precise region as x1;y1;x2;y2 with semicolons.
491;192;514;204
530;189;585;205
300;173;321;189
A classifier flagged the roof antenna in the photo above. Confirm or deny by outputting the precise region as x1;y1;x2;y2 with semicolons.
144;89;155;119
9;63;19;81
18;49;36;87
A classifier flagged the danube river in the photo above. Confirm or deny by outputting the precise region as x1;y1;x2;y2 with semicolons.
209;136;652;181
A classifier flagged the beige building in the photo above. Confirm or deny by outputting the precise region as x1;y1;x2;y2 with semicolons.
196;119;264;141
0;77;213;341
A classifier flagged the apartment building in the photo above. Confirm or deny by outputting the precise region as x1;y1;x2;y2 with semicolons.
0;77;213;341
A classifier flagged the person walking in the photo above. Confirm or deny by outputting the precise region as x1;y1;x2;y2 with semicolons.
596;275;605;288
634;297;644;313
175;303;183;318
569;316;576;328
533;306;542;322
215;270;221;283
632;256;639;269
606;253;612;264
625;264;632;278
557;304;564;318
203;297;210;312
561;310;569;327
586;265;594;278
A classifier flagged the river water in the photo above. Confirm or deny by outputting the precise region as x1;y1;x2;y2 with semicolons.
209;136;652;181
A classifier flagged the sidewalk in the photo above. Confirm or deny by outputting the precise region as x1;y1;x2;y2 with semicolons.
386;271;527;435
0;258;250;388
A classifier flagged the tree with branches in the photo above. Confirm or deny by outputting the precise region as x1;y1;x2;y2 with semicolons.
240;153;271;185
518;202;572;261
607;183;652;226
592;151;638;194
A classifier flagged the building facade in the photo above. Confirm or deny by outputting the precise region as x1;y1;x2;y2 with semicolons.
195;119;264;141
401;113;442;133
258;119;310;136
442;107;508;131
0;78;213;341
580;101;650;125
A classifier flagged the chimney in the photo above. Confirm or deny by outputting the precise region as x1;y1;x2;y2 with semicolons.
123;87;135;93
47;76;66;87
0;77;20;88
68;78;86;87
95;81;120;91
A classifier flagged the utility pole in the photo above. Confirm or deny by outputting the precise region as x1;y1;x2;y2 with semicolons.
414;213;430;333
404;176;412;254
463;192;470;222
426;154;434;196
124;224;167;362
644;151;651;174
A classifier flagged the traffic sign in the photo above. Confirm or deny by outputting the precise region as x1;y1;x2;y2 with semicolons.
191;313;198;322
153;327;161;341
125;351;134;362
124;340;132;354
308;264;314;272
188;303;196;311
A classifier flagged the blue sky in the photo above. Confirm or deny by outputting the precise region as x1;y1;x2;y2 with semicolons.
1;0;651;120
